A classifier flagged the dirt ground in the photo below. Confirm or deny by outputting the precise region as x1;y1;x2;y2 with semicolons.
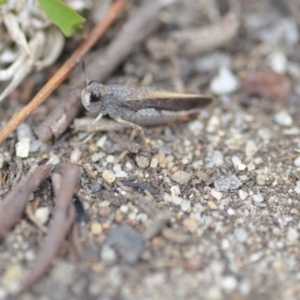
1;0;300;299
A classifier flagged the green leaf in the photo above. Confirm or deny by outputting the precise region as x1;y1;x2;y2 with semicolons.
38;0;86;37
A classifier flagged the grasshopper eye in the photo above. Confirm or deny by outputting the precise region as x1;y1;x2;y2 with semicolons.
90;92;101;103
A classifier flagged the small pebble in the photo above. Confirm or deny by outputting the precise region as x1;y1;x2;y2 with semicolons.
102;170;116;183
91;180;102;193
210;189;223;200
17;123;34;141
30;140;42;152
150;157;159;168
171;170;191;185
48;154;60;165
234;228;248;242
96;135;107;148
245;140;258;157
91;222;103;235
214;174;242;192
252;194;264;203
247;161;255;171
294;181;300;194
231;156;246;171
106;155;115;163
188;120;203;133
207;201;218;210
206;115;220;133
210;66;240;95
170;185;181;196
91;152;104;163
15;138;30;158
274;111;293;127
268;51;287;74
125;161;133;171
171;195;183;205
34;207;50;225
221;276;237;291
294;156;300;167
181;200;191;212
101;246;117;262
156;153;167;168
183;218;198;233
212;151;224;166
70;148;81;163
287;227;298;241
113;164;128;178
239;190;248;200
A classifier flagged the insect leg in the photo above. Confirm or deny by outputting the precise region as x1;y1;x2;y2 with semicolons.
115;117;150;151
89;113;103;129
129;108;200;127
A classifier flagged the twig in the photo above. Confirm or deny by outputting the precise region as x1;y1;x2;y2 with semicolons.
19;164;80;293
0;0;128;146
0;164;52;239
35;0;165;142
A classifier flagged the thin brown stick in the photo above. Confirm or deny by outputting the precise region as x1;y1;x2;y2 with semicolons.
35;0;164;142
0;164;52;239
0;0;128;146
19;164;80;293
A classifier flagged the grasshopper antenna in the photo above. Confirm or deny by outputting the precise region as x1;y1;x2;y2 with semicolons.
81;60;88;88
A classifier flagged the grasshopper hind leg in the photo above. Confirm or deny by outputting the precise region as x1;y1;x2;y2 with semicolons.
115;117;150;151
129;108;200;127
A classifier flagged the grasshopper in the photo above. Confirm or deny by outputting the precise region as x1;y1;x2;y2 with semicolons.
81;80;212;150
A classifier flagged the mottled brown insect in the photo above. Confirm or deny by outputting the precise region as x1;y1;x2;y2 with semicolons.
81;80;212;149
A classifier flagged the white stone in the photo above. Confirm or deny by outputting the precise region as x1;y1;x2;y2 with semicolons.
171;195;183;205
245;140;258;157
188;120;203;133
101;246;116;262
294;157;300;167
234;228;248;242
231;156;246;171
170;185;181;196
15;138;30;158
106;155;115;163
30;140;42;152
120;205;129;214
34;207;50;224
70;148;81;163
91;152;104;162
150;157;158;168
287;227;298;241
295;181;300;194
210;189;223;200
252;194;264;203
221;276;237;291
181;200;191;212
274;111;293;127
268;51;287;74
96;135;107;148
212;151;224;166
210;66;240;95
113;164;128;178
48;154;60;165
125;161;133;171
239;190;248;200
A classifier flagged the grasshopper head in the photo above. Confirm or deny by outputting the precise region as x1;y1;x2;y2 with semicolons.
81;81;106;114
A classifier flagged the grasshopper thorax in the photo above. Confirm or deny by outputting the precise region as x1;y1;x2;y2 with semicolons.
81;81;106;114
